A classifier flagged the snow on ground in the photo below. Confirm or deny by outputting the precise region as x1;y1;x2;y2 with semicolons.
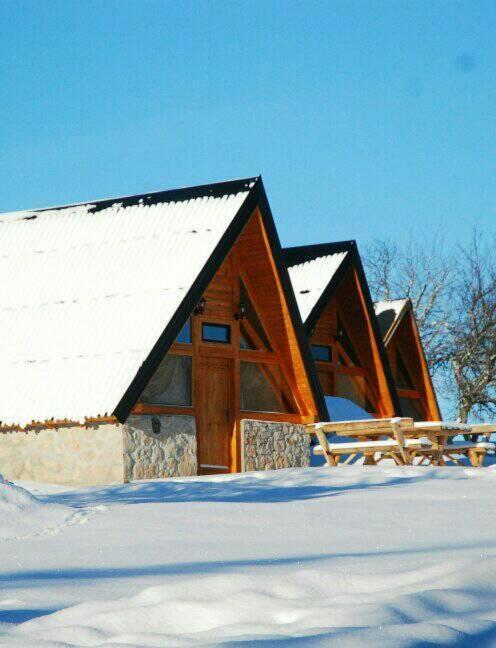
0;466;496;646
0;475;73;542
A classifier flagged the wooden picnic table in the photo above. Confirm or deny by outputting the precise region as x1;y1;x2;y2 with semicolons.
307;418;496;467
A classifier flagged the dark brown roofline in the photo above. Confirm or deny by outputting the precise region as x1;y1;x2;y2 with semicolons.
9;177;260;217
283;240;402;418
380;299;412;346
114;177;328;423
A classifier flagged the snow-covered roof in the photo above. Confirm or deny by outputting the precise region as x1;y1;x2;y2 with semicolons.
374;299;409;341
0;179;254;428
284;249;349;323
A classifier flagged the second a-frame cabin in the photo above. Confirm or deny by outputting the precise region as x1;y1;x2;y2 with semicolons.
284;242;400;419
0;177;325;485
375;299;441;421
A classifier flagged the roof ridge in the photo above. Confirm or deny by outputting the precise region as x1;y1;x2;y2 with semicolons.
0;176;260;218
283;240;355;267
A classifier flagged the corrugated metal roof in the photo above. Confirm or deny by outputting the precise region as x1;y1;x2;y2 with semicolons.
286;252;348;324
0;184;252;427
374;299;409;340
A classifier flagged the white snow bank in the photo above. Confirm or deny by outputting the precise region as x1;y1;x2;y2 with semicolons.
1;466;496;646
0;474;70;541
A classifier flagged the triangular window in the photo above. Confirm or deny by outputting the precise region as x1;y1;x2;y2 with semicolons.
336;316;361;367
396;350;415;390
175;318;192;344
240;362;294;413
238;280;273;351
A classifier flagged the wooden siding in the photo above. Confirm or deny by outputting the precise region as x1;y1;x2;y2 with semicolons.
385;309;441;421
133;208;319;473
309;263;396;418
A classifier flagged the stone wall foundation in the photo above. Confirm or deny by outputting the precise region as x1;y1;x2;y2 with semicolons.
0;424;124;485
123;415;197;481
240;419;310;472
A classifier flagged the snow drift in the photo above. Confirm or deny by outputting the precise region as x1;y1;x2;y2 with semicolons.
0;474;69;541
1;466;496;646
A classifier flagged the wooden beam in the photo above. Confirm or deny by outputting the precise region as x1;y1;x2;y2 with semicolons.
132;404;194;417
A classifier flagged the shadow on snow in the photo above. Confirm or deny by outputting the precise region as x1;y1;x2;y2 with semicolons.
35;471;448;508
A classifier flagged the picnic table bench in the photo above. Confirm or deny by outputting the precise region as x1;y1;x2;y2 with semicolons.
307;418;495;467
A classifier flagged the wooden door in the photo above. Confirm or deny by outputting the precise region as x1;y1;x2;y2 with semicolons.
198;357;232;474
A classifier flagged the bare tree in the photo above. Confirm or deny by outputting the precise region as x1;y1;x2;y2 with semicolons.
364;234;452;373
364;230;496;423
442;234;496;423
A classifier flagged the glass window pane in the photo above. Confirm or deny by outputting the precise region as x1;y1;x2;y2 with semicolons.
202;323;231;344
240;362;293;413
399;397;425;422
336;373;366;409
139;355;192;407
240;323;256;350
239;281;272;351
311;344;331;362
175;319;191;344
396;351;415;389
337;317;361;367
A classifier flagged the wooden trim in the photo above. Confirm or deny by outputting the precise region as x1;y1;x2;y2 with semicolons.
169;344;193;356
239;349;279;364
314;361;367;377
1;416;118;433
351;265;395;417
243;212;313;416
198;344;235;358
132;404;194;417
397;388;422;400
239;314;271;353
407;310;442;420
241;411;314;424
231;248;241;473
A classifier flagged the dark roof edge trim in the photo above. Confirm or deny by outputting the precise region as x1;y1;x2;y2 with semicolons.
24;177;260;216
381;298;412;346
256;184;328;421
302;247;356;334
296;242;402;417
386;300;442;420
113;179;262;422
282;240;356;268
352;247;403;416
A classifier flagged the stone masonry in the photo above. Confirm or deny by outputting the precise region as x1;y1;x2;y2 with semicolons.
0;424;124;486
240;419;310;472
123;414;197;481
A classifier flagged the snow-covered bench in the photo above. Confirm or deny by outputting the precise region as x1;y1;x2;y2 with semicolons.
307;418;496;467
313;438;428;466
313;438;495;467
411;441;495;467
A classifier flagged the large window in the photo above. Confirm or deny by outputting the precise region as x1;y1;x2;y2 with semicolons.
336;373;366;409
138;354;192;407
399;396;424;421
240;362;293;413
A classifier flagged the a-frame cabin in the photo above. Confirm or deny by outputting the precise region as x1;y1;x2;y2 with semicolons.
0;177;325;484
127;178;327;474
284;242;400;419
375;299;441;421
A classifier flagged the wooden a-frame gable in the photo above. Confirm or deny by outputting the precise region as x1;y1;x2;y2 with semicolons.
375;299;441;421
124;179;325;474
284;242;401;420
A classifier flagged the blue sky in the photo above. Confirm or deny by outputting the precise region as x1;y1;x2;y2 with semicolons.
0;0;494;249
